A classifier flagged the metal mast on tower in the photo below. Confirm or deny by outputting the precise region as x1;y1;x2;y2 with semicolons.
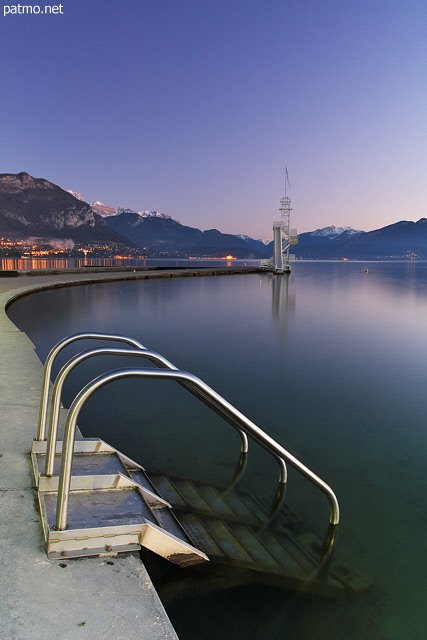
270;168;297;273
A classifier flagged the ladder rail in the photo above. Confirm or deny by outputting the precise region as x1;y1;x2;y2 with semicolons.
44;346;248;477
36;332;148;441
54;367;340;533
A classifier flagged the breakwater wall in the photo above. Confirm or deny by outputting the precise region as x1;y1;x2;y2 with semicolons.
0;267;259;640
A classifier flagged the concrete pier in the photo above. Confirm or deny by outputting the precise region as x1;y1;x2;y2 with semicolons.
0;267;258;640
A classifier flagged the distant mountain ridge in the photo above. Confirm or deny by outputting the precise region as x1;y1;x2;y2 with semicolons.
1;173;425;259
290;226;366;257
0;173;136;247
56;184;269;256
309;225;364;238
292;220;426;259
332;218;427;259
91;201;118;218
104;210;267;257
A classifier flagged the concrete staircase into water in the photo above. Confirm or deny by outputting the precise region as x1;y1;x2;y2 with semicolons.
32;437;369;598
32;438;209;565
30;329;362;603
142;471;369;598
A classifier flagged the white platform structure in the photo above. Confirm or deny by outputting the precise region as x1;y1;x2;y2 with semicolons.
262;169;297;274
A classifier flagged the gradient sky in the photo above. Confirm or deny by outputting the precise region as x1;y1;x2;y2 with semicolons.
1;1;425;238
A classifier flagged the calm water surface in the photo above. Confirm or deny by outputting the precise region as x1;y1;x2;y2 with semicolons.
8;261;426;639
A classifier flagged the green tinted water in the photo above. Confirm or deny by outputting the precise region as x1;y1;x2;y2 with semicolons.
8;262;426;639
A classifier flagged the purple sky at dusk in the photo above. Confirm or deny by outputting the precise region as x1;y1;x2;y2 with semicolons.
1;1;425;238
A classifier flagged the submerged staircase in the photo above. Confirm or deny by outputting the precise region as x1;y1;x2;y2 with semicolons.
32;332;369;597
142;472;369;597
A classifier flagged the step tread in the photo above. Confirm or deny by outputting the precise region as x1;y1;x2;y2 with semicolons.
153;508;192;543
173;479;213;512
228;523;283;572
145;471;356;589
196;484;236;518
36;452;127;477
178;513;226;561
149;474;187;507
150;472;268;524
128;469;155;491
231;491;268;522
202;517;255;565
257;529;312;575
219;490;262;524
43;486;158;530
126;470;200;548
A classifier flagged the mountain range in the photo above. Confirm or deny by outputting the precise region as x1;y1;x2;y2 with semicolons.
1;173;426;259
0;173;135;248
292;220;427;259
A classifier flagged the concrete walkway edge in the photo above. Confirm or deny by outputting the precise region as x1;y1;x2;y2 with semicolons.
0;269;241;640
0;266;260;639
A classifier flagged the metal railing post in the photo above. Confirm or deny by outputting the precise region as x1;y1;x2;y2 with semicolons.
45;347;249;476
36;333;147;441
54;367;339;531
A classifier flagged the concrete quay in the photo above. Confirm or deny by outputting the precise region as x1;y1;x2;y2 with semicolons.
0;267;258;640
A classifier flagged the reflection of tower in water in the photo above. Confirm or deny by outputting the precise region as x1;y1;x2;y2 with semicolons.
261;274;296;351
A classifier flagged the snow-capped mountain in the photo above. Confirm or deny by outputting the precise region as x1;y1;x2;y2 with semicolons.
310;225;364;238
138;210;179;223
64;192;179;223
65;189;86;202
91;201;118;218
290;226;366;258
114;207;179;223
237;234;272;246
8;174;425;258
0;173;136;247
234;233;271;252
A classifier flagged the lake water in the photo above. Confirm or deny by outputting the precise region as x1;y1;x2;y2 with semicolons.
8;261;426;640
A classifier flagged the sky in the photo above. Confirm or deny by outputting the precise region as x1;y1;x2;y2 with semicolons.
1;1;425;238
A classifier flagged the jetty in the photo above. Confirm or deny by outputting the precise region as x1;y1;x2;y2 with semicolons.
0;266;259;640
1;265;369;639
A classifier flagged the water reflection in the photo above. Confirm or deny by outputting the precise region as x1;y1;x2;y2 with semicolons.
7;262;427;640
1;257;76;270
270;273;296;350
0;257;257;271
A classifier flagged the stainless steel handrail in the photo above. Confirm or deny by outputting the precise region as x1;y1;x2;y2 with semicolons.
44;346;249;477
54;367;339;532
36;333;147;441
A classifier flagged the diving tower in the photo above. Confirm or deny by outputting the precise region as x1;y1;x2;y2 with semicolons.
262;169;297;274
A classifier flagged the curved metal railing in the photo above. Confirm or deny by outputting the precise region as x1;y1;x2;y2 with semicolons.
36;333;147;441
38;333;339;560
54;367;340;532
44;346;248;477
